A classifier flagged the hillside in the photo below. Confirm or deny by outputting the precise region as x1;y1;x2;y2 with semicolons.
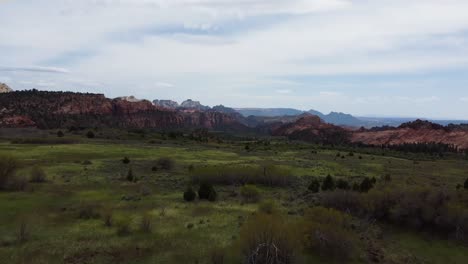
352;119;468;150
0;90;248;131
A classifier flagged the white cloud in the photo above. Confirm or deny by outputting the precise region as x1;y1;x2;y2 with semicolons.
155;82;175;88
461;97;468;102
276;89;292;94
0;66;69;73
1;0;468;118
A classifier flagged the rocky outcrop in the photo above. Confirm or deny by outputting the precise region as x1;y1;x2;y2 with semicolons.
0;83;13;93
116;96;142;103
0;90;248;131
153;99;179;109
180;99;210;111
352;120;468;150
272;115;351;145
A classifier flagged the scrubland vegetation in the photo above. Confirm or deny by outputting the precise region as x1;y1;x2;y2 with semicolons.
0;128;467;263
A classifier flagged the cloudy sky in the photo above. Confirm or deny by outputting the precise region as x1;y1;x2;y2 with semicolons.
1;0;468;119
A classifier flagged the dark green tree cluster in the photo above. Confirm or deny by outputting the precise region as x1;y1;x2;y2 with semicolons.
183;183;217;202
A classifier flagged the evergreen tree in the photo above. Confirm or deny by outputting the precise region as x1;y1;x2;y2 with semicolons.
308;178;320;193
322;175;336;191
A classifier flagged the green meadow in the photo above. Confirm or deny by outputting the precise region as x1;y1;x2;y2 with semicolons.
0;131;467;263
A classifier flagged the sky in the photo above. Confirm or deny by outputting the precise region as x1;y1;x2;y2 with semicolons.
1;0;468;119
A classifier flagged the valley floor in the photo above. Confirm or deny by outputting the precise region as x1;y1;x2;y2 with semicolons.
0;132;467;263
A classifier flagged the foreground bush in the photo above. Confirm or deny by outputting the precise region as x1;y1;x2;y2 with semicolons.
322;175;335;191
198;183;217;202
0;155;20;190
116;217;132;236
157;157;175;171
30;166;47;183
258;200;278;215
240;185;261;203
301;207;360;260
321;186;468;242
308;178;320;193
140;212;153;233
191;165;296;187
184;186;197;202
239;213;297;264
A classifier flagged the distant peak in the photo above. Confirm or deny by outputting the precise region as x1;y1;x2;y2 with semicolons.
0;83;13;93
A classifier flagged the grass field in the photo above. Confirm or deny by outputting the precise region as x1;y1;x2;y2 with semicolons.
0;131;467;263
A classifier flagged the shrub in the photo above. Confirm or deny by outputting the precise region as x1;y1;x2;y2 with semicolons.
240;185;261;203
116;217;131;236
336;179;350;190
308;178;320;193
258;200;277;215
126;168;136;182
157;157;175;171
30;166;47;183
17;219;30;244
209;247;226;264
359;177;374;193
184;186;197;202
57;130;64;137
321;190;363;215
198;183;217;202
0;155;20;190
322;175;335;191
301;207;360;260
140;212;153;233
464;178;468;190
78;203;100;220
191;165;296;187
122;157;130;164
8;175;29;192
103;209;113;227
239;213;297;264
86;131;95;139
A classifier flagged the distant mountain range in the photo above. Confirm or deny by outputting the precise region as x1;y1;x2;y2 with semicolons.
1;90;468;150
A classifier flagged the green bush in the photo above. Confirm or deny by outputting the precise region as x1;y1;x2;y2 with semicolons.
239;213;298;264
308;178;320;193
57;130;64;137
184;186;197;202
122;157;131;164
102;209;113;227
191;165;296;187
0;155;20;190
30;166;47;183
258;200;278;215
86;131;95;139
359;177;374;193
140;212;153;233
322;175;335;191
209;247;226;264
464;178;468;190
126;168;136;182
240;185;261;203
16;218;30;244
198;183;217;202
157;157;175;171
116;217;131;236
336;179;350;190
78;203;100;220
301;207;360;260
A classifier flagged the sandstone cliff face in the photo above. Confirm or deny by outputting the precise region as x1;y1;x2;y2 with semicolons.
0;90;248;131
272;115;351;145
153;99;179;109
352;120;468;149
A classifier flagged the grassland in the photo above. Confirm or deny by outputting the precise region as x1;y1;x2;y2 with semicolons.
0;130;467;263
